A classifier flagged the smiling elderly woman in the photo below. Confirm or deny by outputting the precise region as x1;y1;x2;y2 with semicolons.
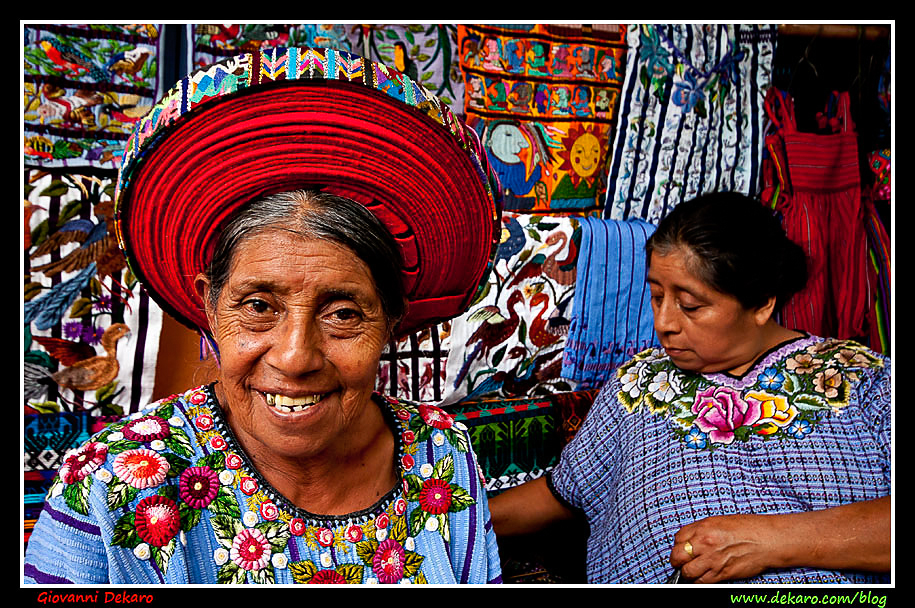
489;192;891;584
24;47;503;585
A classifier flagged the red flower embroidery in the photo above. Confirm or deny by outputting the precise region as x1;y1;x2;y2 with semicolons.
260;500;279;521
418;404;453;429
401;453;415;471
393;498;407;516
402;430;415;444
344;524;363;543
179;466;219;509
289;518;306;536
418;478;453;514
240;476;259;495
122;415;171;442
310;569;347;584
225;453;243;469
372;538;405;583
375;512;389;530
189;391;207;405
209;435;227;451
59;442;108;484
134;495;181;547
195;413;214;431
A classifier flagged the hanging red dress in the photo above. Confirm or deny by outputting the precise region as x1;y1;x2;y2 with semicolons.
762;88;872;341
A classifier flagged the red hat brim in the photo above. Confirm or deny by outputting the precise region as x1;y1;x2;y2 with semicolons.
115;48;501;338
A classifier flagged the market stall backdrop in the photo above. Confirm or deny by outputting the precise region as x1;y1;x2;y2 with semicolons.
23;22;891;582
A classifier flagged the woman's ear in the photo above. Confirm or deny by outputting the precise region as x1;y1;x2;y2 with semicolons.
194;273;216;330
754;295;778;326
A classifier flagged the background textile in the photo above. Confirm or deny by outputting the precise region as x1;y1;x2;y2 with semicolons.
604;24;778;223
23;24;167;546
458;24;628;214
442;213;581;405
191;24;466;116
23;24;164;169
23;170;163;542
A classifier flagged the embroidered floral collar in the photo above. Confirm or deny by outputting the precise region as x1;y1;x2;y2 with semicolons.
616;335;884;450
47;385;478;583
203;383;407;527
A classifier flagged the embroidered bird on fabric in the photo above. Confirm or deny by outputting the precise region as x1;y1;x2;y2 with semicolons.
30;204;126;282
32;323;131;392
39;38;109;82
105;48;150;83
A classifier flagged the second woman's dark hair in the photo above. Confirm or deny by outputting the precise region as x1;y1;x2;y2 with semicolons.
645;191;808;313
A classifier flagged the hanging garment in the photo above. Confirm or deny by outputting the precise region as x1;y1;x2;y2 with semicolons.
604;24;777;223
762;88;872;340
560;217;659;386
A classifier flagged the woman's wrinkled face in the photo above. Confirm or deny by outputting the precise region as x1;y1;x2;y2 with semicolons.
647;247;773;375
198;229;391;461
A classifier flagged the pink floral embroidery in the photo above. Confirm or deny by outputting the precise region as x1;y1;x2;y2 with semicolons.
375;512;389;530
372;538;405;583
691;386;762;445
315;527;335;547
112;449;170;489
122;415;171;442
230;528;271;571
59;442;108;484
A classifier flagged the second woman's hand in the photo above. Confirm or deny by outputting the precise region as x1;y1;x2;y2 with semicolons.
669;514;778;584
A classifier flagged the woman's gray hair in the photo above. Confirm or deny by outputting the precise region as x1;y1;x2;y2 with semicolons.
202;190;407;331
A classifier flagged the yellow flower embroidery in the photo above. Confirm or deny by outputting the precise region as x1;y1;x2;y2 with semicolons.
746;390;798;433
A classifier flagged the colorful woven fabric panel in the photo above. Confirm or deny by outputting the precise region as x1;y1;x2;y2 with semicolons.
457;24;628;214
23;24;163;169
24;170;163;544
604;24;778;223
450;397;561;493
442;213;581;405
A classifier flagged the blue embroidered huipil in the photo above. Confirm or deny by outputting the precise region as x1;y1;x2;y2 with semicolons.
24;385;502;584
550;335;891;584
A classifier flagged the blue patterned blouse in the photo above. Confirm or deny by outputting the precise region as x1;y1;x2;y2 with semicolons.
550;334;891;584
24;385;502;584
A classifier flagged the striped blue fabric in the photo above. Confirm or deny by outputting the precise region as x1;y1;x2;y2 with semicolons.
561;216;659;385
551;335;891;584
